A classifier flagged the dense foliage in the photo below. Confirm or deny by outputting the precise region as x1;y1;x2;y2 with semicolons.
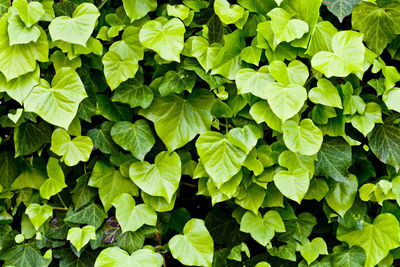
1;0;400;266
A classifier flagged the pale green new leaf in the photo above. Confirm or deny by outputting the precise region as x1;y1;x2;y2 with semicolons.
24;68;87;129
240;210;285;246
169;219;214;267
140;89;214;151
235;67;274;99
349;102;382;136
7;14;41;45
337;213;400;267
50;128;93;167
274;168;309;203
129;151;181;202
282;119;323;156
95;247;162;267
305;21;338;56
110;26;144;61
249;100;282;132
325;174;358;217
267;8;309;46
139;17;185;62
227;125;263;154
182;36;221;72
265;83;307;122
0;14;48;81
308;78;343;108
122;0;157;22
39;157;67;199
102;51;138;90
25;203;53;230
13;0;44;27
269;60;309;86
67;225;96;252
196;131;247;188
112;193;157;233
383;87;400;113
311;31;365;77
49;3;100;46
214;0;244;25
111;120;155;161
299;238;328;265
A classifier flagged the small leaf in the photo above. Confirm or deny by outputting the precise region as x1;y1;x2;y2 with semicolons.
308;78;343;108
299;237;328;265
39;157;67;199
25;203;53;230
274;168;310;203
67;225;96;252
325;174;358;217
214;0;244;25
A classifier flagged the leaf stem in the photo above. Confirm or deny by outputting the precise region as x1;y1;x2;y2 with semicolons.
182;182;197;188
57;193;67;209
98;0;109;10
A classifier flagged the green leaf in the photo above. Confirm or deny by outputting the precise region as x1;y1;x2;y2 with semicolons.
65;203;107;230
331;245;365;267
122;0;157;22
249;100;282;132
140;89;214;151
368;123;400;171
102;51;138;90
214;0;244;25
24;68;87;129
129;151;181;202
337;213;400;267
158;70;196;96
25;203;53;230
299;237;328;265
383;87;400;113
109;26;144;61
112;82;154;109
182;36;221;72
111;120;155;161
139;17;185;62
282;119;323;156
14;121;51;157
235;184;266;214
267;8;309;46
0;14;48;81
227;125;263;154
269;60;309;86
240;210;285;246
315;137;352;183
71;174;96;211
39;157;67;199
7;14;41;45
305;21;338;57
235;67;274;99
311;31;365;77
67;225;96;252
352;1;400;55
196;131;247;188
349;102;382;136
265;83;307;122
274;168;310;203
308;78;343;108
112;193;157;233
50;128;93;166
13;0;44;27
169;219;214;267
325;174;358;217
49;3;100;46
95;247;162;267
0;243;48;267
89;160;139;211
87;121;119;154
323;0;361;22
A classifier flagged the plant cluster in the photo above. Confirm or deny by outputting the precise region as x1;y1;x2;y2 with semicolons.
0;0;400;266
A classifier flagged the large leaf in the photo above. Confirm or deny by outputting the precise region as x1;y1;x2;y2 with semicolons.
0;243;48;267
50;128;93;166
13;0;44;27
112;193;157;233
352;1;400;55
7;14;41;45
95;247;162;267
122;0;157;22
0;14;48;81
325;174;358;217
49;3;100;46
24;68;87;129
311;31;365;77
14;121;51;157
308;78;343;108
315;137;352;183
129;151;181;202
111;120;155;161
337;213;400;267
140;89;214;151
331;245;365;267
235;67;274;99
196;131;247;188
102;51;138;90
273;168;310;203
240;210;285;246
169;219;214;267
139;17;185;62
368;123;400;171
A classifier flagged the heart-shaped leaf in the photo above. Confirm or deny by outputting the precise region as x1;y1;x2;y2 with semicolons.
49;3;99;46
25;204;53;230
129;151;181;202
325;174;358;217
13;0;44;27
122;0;157;22
235;67;274;99
274;168;310;203
169;219;214;267
214;0;244;25
299;237;328;265
269;60;309;86
308;78;343;108
102;50;138;90
24;68;87;129
39;157;67;199
95;247;162;267
67;225;96;252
